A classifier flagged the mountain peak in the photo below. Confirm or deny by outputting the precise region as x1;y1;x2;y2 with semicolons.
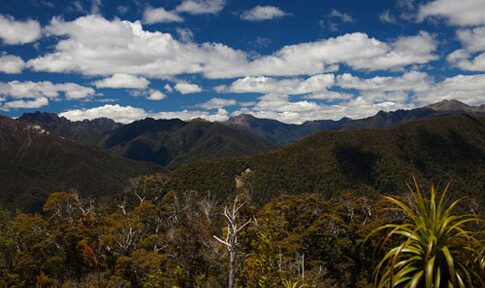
19;111;64;124
426;99;474;112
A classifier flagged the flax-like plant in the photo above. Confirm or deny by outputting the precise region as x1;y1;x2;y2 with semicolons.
367;179;483;288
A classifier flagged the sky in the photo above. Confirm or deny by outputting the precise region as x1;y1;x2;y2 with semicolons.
0;0;484;124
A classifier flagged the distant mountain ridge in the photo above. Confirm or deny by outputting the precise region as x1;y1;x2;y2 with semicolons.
425;99;485;113
19;111;121;146
17;100;485;162
19;113;276;168
0;115;157;211
225;100;485;144
103;118;276;168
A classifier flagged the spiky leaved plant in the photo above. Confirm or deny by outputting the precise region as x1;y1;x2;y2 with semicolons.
367;179;483;288
281;278;307;288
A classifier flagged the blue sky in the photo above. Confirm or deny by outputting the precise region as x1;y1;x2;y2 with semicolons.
0;0;484;123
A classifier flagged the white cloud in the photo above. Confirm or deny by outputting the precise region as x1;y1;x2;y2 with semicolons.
60;104;229;123
94;74;150;89
1;97;49;110
418;0;485;26
328;9;354;23
337;71;431;92
60;104;148;123
0;15;41;45
379;10;397;23
0;81;95;100
176;28;194;42
175;0;225;15
220;31;437;77
174;82;202;94
164;84;174;93
448;27;485;71
216;74;336;96
241;5;290;21
27;15;248;78
199;97;237;109
143;7;183;24
456;27;485;52
233;92;415;124
147;89;166;100
26;15;438;80
320;9;355;31
0;55;25;73
448;49;485;71
415;74;485;105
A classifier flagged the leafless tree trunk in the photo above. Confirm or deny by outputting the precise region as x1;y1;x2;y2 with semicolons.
213;195;252;288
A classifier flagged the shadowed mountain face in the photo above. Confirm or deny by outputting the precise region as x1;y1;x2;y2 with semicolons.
0;115;157;212
19;112;121;146
168;114;485;206
224;100;485;144
19;113;276;168
17;100;485;168
104;118;276;168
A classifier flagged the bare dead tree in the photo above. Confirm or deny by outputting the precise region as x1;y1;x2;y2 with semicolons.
213;195;252;288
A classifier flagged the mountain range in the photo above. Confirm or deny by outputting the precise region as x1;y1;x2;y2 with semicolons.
225;100;485;144
0;115;157;211
3;99;484;211
168;114;485;206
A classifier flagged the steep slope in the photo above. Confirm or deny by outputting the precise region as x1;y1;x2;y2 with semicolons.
168;114;485;205
0;115;158;212
104;118;276;168
19;112;121;146
426;99;485;113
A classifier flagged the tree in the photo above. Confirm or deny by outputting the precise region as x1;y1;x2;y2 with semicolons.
213;194;253;288
367;180;484;287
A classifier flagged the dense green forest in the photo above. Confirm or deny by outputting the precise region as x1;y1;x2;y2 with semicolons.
0;174;482;287
168;115;485;207
1;114;483;287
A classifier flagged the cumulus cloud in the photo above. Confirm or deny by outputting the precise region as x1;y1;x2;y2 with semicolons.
27;15;248;78
418;0;485;26
147;89;166;100
241;6;290;21
0;81;95;100
447;27;485;71
338;70;431;92
199;97;237;109
60;104;148;123
0;15;41;45
448;50;485;71
0;55;25;73
1;97;49;110
216;74;337;96
26;15;439;79
174;82;202;94
415;74;485;105
94;74;150;89
143;7;183;24
175;0;226;15
223;31;438;77
60;104;229;123
456;27;485;52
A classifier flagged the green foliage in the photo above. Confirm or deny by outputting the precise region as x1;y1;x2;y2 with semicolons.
368;180;484;287
168;115;485;207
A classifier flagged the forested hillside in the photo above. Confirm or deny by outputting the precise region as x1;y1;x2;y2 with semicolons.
168;114;485;206
0;115;158;212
